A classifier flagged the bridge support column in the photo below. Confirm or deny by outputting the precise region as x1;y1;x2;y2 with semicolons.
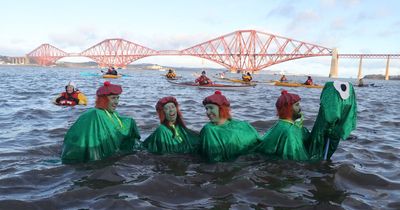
24;56;29;64
385;56;390;80
357;56;363;80
329;48;338;78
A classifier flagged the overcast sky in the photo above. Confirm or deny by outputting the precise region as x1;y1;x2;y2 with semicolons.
1;0;399;77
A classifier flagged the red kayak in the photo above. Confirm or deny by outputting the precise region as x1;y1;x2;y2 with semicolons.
167;80;256;90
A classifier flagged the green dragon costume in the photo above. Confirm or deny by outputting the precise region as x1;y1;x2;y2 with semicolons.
257;81;357;161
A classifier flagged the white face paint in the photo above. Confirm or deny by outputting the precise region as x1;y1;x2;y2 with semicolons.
106;95;120;112
66;85;74;94
163;102;177;124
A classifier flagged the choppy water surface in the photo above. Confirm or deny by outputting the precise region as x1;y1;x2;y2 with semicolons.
0;66;399;209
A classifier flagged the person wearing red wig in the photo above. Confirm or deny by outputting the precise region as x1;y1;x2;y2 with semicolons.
199;90;260;162
61;81;140;164
143;96;199;154
256;90;310;160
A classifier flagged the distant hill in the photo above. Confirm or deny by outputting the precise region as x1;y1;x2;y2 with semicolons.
363;74;400;80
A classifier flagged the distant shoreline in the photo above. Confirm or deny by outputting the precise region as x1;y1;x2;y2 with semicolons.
1;63;399;80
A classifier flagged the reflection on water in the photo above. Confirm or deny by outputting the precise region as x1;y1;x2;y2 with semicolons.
0;66;399;209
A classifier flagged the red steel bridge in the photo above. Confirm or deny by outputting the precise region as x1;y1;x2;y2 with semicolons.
26;30;400;78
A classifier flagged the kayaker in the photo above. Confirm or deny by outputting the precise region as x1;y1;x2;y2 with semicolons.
280;75;288;82
61;81;141;164
106;67;118;75
166;69;176;79
199;90;260;162
304;76;314;85
54;81;87;106
256;90;310;160
195;71;212;85
143;96;200;154
242;72;253;82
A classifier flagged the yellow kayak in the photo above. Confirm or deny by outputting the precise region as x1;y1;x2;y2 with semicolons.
102;74;122;79
274;81;324;89
214;77;257;85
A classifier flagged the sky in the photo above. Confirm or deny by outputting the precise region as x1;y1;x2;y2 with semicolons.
1;0;399;77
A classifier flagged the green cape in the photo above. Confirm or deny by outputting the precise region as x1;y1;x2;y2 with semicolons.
143;124;200;154
256;120;310;161
61;108;141;164
199;119;260;162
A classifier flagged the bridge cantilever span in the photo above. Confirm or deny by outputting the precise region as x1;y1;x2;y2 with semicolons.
79;38;158;68
25;30;399;78
25;30;333;71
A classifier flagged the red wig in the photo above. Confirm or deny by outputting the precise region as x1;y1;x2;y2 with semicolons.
219;105;231;120
155;96;186;129
95;96;109;110
275;90;300;120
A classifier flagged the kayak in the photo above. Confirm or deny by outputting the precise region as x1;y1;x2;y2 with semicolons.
213;76;274;85
274;81;324;89
103;74;122;79
167;80;256;90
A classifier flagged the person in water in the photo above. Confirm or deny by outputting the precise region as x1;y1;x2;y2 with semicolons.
195;71;212;85
54;81;87;106
304;76;314;85
256;90;311;160
257;81;357;161
61;81;141;164
166;69;176;79
199;90;260;162
242;72;253;82
143;96;199;154
280;75;288;82
106;67;118;75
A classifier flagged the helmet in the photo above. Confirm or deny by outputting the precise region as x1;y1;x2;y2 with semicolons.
65;81;76;91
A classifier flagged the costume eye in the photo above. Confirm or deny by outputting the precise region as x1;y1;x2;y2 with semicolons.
333;81;350;100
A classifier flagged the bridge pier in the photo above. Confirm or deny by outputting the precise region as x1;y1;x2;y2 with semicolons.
357;56;363;80
385;56;390;80
329;48;338;78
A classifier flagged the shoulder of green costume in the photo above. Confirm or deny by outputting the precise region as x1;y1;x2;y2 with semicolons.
229;118;254;126
156;124;172;132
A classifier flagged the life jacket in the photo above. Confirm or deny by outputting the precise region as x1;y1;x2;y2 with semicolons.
196;76;210;85
166;73;176;78
58;91;80;106
242;75;252;82
305;79;313;85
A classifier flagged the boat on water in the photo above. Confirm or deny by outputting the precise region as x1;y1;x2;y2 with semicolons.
274;81;324;89
213;76;275;85
164;75;182;80
167;80;256;90
102;74;122;79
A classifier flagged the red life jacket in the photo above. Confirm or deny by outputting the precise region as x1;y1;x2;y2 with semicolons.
59;91;80;106
196;76;211;85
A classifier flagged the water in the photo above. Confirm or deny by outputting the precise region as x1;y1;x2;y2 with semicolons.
0;66;399;209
